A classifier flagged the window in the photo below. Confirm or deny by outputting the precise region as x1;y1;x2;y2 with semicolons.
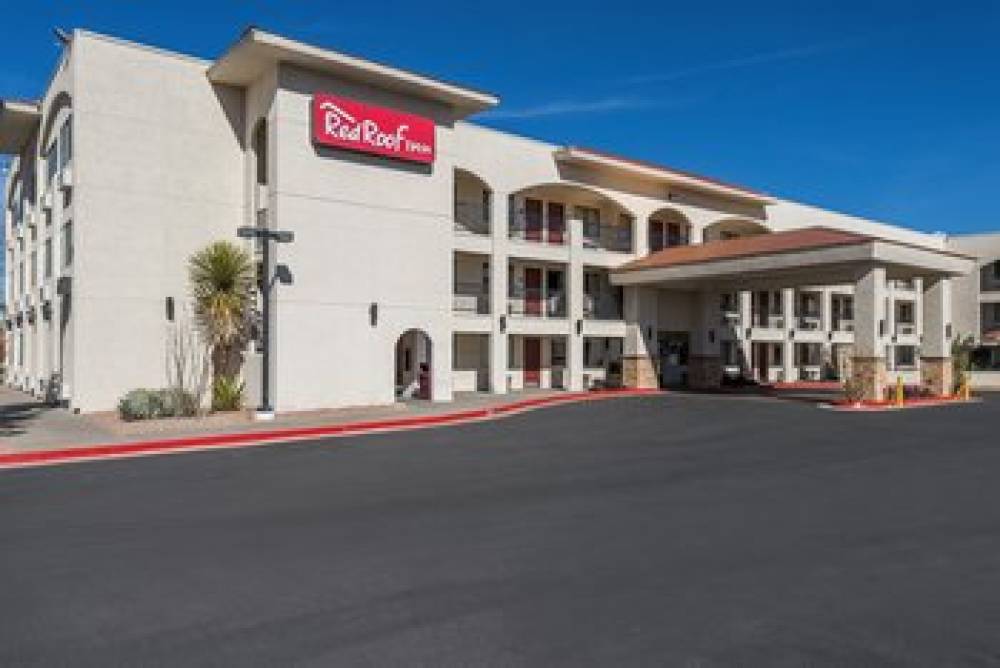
29;252;37;287
994;261;1000;280
721;340;738;366
894;345;916;369
61;221;73;267
575;206;601;243
18;261;24;293
45;143;58;185
896;301;915;324
44;238;52;278
59;116;72;169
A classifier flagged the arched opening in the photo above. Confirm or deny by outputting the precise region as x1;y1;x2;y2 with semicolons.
509;183;634;252
702;218;769;243
395;329;433;400
647;207;692;252
454;168;492;235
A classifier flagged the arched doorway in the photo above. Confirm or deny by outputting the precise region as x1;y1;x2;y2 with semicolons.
395;329;433;400
647;208;692;252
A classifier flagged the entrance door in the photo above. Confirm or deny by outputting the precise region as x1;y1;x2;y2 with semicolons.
525;198;543;242
753;342;768;381
524;337;542;387
524;267;542;316
547;202;565;244
657;331;689;387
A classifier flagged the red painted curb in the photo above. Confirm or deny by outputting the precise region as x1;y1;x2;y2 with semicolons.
0;389;661;470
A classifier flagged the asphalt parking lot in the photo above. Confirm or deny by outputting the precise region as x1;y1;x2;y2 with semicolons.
2;392;999;666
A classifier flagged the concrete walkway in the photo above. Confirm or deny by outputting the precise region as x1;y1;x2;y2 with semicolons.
0;387;566;455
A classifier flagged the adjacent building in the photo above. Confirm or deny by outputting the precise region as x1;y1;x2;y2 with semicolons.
1;28;997;412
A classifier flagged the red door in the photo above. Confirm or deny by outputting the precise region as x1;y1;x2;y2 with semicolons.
525;198;543;241
524;337;541;387
547;202;565;244
524;267;542;316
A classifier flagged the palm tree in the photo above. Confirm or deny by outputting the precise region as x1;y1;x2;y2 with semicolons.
188;241;255;384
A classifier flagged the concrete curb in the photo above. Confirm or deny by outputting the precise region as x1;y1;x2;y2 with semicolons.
0;389;662;471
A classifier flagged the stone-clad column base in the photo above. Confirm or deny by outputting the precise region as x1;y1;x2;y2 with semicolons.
688;355;723;390
920;357;953;397
623;355;658;389
851;356;886;401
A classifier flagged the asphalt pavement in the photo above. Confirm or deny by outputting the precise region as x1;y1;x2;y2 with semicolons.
2;392;999;666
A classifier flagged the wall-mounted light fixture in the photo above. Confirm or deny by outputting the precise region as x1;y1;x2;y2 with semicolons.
576;319;583;336
165;296;175;322
369;302;378;328
499;315;507;333
708;329;715;344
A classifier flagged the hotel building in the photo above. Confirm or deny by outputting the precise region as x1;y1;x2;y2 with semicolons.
2;28;998;413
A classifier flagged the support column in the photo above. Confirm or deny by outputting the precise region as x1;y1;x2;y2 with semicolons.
820;288;833;379
489;193;509;394
738;290;752;378
782;288;796;383
921;276;953;396
689;290;723;389
567;216;584;391
852;265;888;401
622;286;658;388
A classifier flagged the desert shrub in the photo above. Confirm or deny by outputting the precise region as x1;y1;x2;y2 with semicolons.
117;388;200;421
118;389;168;421
211;375;244;412
842;376;866;404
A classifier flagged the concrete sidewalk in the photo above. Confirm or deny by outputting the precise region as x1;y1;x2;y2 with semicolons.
0;387;568;455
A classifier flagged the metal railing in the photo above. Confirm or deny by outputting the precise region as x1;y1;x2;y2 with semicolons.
509;289;567;318
453;283;490;315
583;294;624;320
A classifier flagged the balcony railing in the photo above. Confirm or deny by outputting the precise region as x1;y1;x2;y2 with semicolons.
453;283;490;315
895;322;917;337
508;225;567;245
509;289;567;318
583;227;632;253
583;294;623;320
797;313;822;330
833;319;854;333
754;314;785;329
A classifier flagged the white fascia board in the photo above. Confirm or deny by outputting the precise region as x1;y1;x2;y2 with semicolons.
553;147;777;206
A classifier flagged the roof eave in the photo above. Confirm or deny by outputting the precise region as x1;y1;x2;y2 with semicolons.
0;99;41;155
554;147;777;206
207;28;499;115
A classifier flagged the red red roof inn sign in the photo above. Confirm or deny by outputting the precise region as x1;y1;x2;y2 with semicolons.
312;94;435;164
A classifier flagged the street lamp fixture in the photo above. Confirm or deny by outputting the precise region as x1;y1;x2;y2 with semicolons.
237;225;294;420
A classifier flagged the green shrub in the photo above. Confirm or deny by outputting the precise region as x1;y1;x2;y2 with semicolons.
118;389;166;421
118;388;200;421
211;375;244;412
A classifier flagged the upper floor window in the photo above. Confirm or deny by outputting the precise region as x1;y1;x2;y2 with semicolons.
44;238;53;278
575;206;601;244
45;143;58;185
59;116;72;169
61;221;73;267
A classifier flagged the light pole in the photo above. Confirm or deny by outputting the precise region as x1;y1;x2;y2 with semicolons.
237;226;294;419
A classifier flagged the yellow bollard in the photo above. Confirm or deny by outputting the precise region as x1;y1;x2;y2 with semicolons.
962;376;972;401
895;376;904;407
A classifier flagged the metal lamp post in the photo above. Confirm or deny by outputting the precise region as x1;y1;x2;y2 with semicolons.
237;226;294;419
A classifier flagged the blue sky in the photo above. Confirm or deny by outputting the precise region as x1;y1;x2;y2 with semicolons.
1;0;998;253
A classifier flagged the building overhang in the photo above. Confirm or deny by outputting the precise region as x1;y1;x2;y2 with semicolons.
611;227;975;291
554;146;777;206
0;99;40;154
207;28;499;116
